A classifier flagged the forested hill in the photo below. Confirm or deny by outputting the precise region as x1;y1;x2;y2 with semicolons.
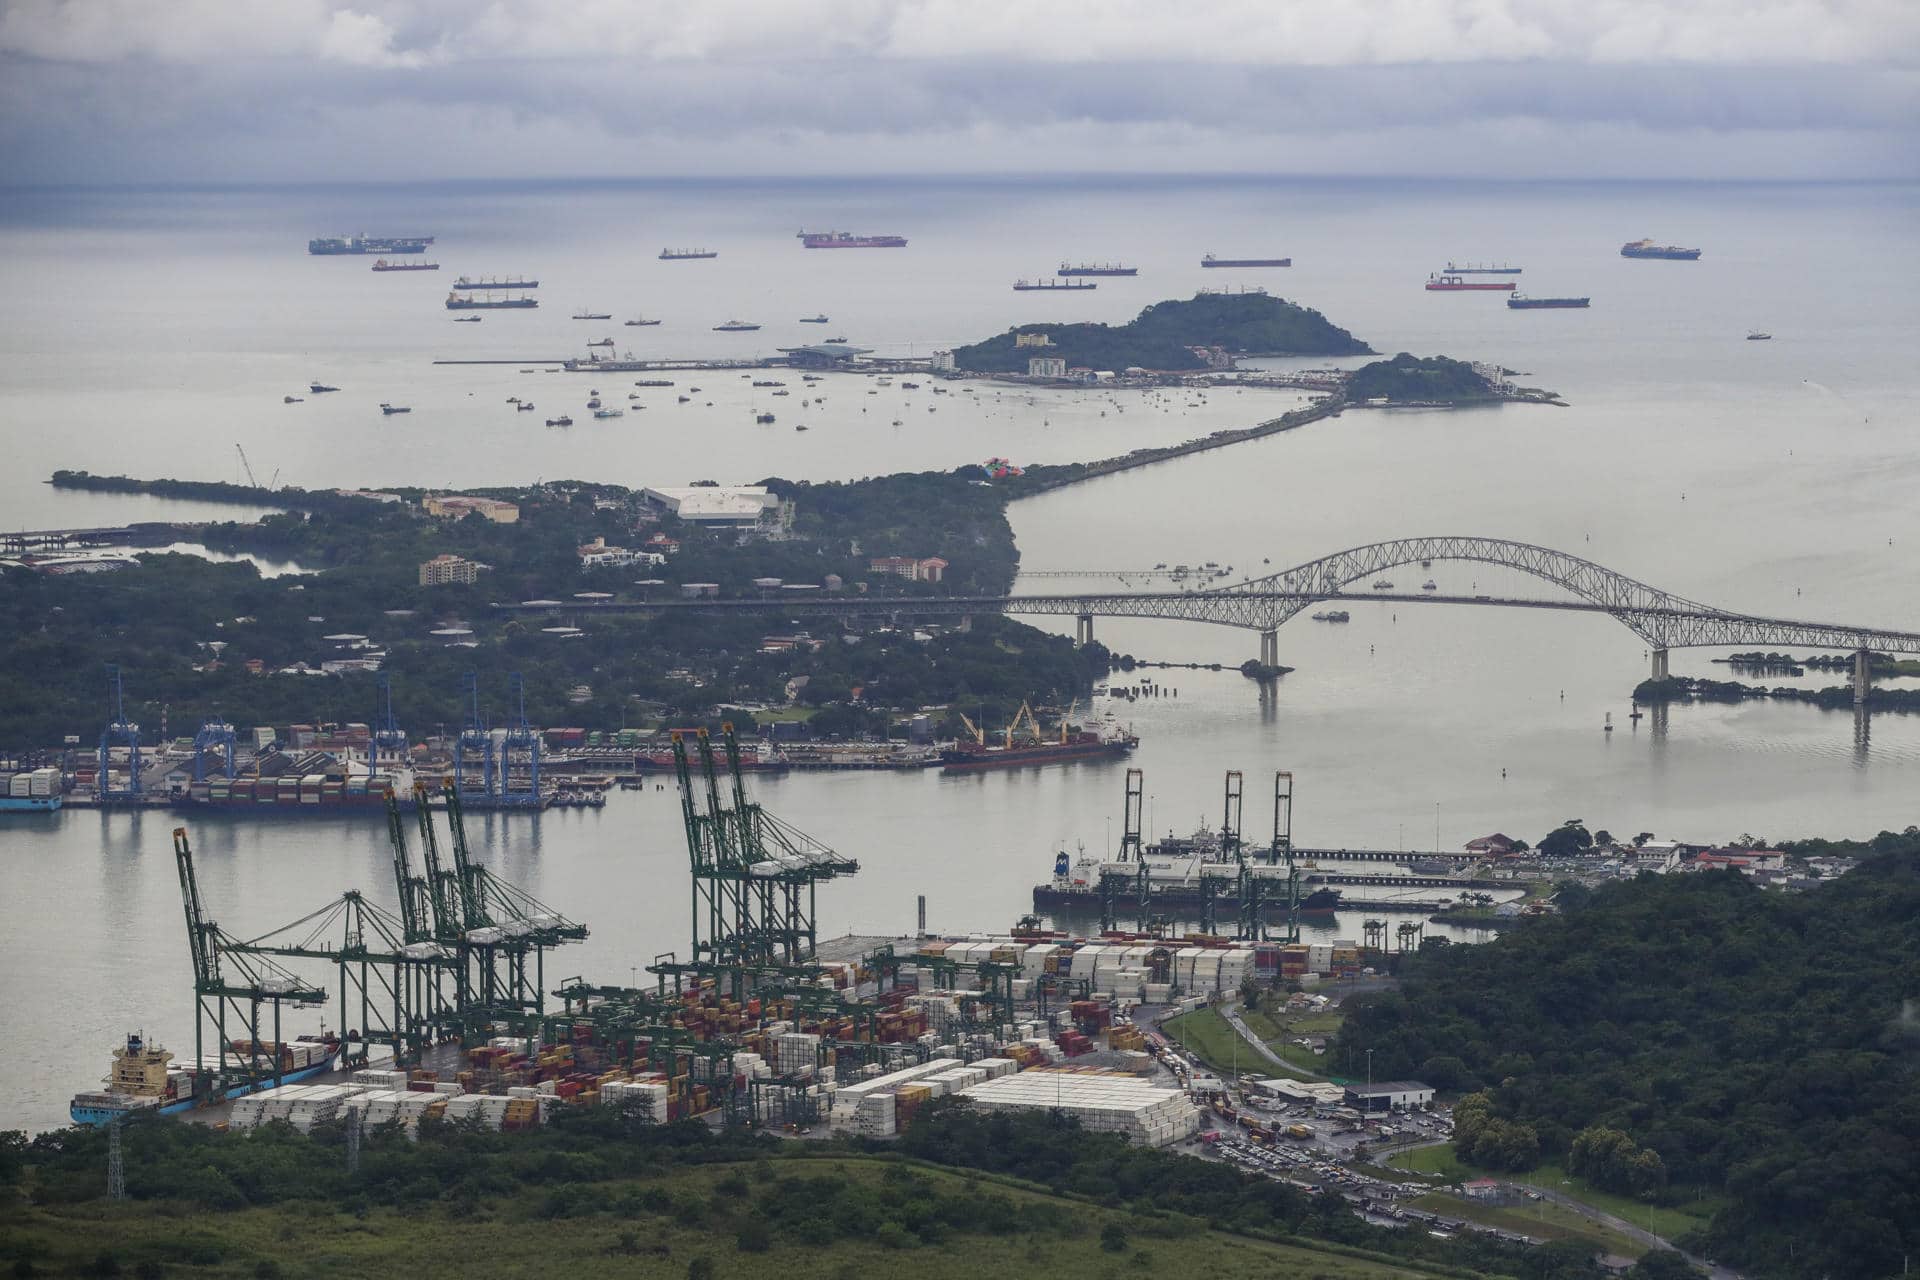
1345;353;1494;402
952;292;1372;373
1332;844;1920;1279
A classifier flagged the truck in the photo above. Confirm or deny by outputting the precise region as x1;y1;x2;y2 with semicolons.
1286;1123;1314;1140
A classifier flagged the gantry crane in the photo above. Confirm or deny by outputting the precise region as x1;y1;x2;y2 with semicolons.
98;665;143;799
173;828;326;1095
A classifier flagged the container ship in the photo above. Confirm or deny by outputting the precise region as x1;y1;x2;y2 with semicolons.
1201;254;1290;268
447;291;537;310
659;248;718;260
453;275;539;290
1507;294;1590;309
1034;838;1342;919
309;235;433;255
798;231;907;249
1058;262;1137;276
70;1032;342;1126
1013;279;1097;292
1620;239;1701;260
1425;273;1516;291
372;258;439;272
1444;262;1521;274
175;768;550;812
0;768;62;812
941;709;1136;772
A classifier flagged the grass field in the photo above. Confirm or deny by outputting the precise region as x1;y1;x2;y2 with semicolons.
1384;1145;1719;1242
3;1155;1480;1280
1240;1003;1345;1073
1161;1007;1273;1078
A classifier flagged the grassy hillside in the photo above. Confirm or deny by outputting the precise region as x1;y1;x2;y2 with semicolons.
1;1154;1480;1279
954;292;1372;373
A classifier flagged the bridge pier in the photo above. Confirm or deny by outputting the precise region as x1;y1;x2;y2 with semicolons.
1259;628;1279;669
1073;613;1095;648
1650;648;1669;682
1854;649;1872;706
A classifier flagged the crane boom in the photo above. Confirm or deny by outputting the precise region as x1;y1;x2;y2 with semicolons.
173;827;221;987
384;788;428;944
234;443;259;489
440;781;491;928
413;783;462;940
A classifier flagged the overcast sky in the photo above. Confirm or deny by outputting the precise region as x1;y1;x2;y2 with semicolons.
2;0;1915;185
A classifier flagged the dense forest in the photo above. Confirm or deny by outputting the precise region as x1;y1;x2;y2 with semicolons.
1346;354;1494;403
1332;842;1920;1279
3;1102;1688;1280
952;293;1371;373
1;470;1111;747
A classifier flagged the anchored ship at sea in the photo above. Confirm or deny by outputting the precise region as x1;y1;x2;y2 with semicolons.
371;258;439;272
1202;254;1290;268
1013;278;1097;292
1425;273;1516;292
1445;262;1522;274
1058;262;1137;276
1507;294;1590;309
447;291;537;310
659;248;718;260
70;1032;342;1126
453;275;539;290
309;235;433;256
1620;239;1702;260
798;230;907;249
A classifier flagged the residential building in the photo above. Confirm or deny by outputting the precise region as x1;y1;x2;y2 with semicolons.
418;554;480;586
1014;331;1054;348
929;350;956;371
578;537;641;568
422;494;519;523
1028;355;1067;378
869;555;949;583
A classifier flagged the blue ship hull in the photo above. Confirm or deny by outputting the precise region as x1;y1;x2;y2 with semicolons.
0;795;61;812
70;1052;340;1127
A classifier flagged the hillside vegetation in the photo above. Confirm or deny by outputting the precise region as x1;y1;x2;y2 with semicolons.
1346;354;1494;403
1332;842;1920;1279
953;293;1372;373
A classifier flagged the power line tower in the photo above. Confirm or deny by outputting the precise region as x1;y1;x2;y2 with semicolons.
107;1118;125;1200
98;664;143;799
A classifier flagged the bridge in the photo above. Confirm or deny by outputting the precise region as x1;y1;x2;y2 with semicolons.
501;536;1920;702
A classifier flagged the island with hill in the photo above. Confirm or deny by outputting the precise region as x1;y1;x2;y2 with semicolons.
952;292;1373;374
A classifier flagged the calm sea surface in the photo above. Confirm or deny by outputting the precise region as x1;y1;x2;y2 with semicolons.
2;178;1917;1132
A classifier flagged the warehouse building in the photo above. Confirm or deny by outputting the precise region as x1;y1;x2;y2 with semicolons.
958;1070;1200;1146
1344;1081;1435;1113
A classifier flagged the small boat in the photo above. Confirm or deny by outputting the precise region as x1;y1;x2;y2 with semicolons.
453;315;482;322
310;383;339;393
624;317;662;326
800;314;830;323
713;320;761;332
752;380;785;387
795;424;809;432
573;309;613;320
771;389;790;397
507;396;520;402
824;337;848;344
1371;579;1393;590
1604;712;1614;733
1420;559;1432;567
380;403;410;415
594;408;624;419
517;402;536;412
587;337;614;348
677;395;691;403
802;375;822;382
1310;609;1350;623
283;395;303;404
756;413;775;423
587;398;601;409
1747;331;1773;341
1421;580;1438;591
546;415;572;426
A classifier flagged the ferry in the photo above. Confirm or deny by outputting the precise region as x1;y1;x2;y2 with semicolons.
71;1032;342;1126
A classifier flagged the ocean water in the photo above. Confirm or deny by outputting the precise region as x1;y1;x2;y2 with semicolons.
1;177;1917;1133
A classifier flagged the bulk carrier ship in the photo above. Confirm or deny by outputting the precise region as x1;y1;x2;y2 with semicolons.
1201;254;1290;268
71;1032;342;1126
1425;273;1516;292
940;703;1136;772
447;291;537;310
1057;262;1137;276
309;235;433;255
371;258;439;272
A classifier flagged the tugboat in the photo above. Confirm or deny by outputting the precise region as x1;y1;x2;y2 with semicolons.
380;403;411;415
546;415;573;426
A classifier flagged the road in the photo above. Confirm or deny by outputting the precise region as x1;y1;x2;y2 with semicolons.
1529;1186;1741;1280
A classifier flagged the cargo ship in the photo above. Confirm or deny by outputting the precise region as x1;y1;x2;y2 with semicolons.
70;1032;342;1126
447;292;537;310
713;319;761;331
1507;294;1590;309
659;248;718;260
309;235;433;256
1033;838;1342;918
1426;274;1515;292
1013;279;1097;291
798;231;907;249
453;275;539;290
371;258;439;272
1620;239;1701;260
1444;263;1521;274
1;767;62;812
1201;255;1290;268
941;706;1136;772
1058;263;1137;276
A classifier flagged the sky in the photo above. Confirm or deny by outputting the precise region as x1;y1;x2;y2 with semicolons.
1;0;1915;185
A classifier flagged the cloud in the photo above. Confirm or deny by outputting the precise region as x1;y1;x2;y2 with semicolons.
0;0;1914;182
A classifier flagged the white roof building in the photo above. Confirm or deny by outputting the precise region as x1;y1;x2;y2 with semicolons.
642;486;783;526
